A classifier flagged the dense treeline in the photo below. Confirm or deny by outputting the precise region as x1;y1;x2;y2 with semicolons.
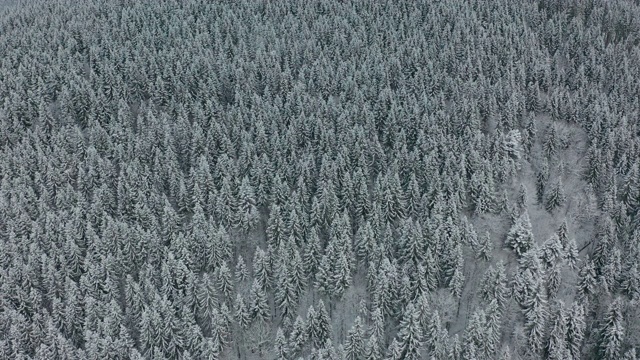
1;0;640;359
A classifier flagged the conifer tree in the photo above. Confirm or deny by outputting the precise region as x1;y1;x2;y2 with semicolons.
288;315;307;357
577;257;597;300
364;334;382;360
370;307;385;350
249;279;269;324
505;211;535;257
274;328;288;360
217;261;234;303
253;247;270;290
308;301;331;349
344;316;366;360
600;298;624;360
303;227;322;280
385;339;403;360
547;302;569;360
236;176;259;232
474;230;492;262
267;204;286;250
396;303;422;360
565;238;579;270
524;278;548;354
235;255;248;283
234;293;251;330
545;178;566;212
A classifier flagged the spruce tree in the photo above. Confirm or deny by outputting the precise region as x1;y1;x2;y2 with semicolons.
396;303;422;360
600;298;624;360
344;316;366;360
545;178;566;212
505;211;535;257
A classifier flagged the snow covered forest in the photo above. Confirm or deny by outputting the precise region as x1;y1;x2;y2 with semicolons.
1;0;640;358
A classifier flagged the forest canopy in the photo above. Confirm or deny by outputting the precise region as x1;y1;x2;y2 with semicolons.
1;0;640;359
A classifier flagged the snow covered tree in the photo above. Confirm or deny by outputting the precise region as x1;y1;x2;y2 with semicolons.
235;255;248;283
384;338;403;360
546;302;570;360
232;293;250;333
236;176;259;232
332;251;353;300
216;176;237;226
565;238;579;269
545;178;566;212
505;211;535;257
267;204;286;249
308;301;331;349
253;247;271;290
249;279;269;324
524;278;548;354
344;316;365;360
395;303;422;360
273;328;288;359
477;231;493;262
600;298;625;360
288;315;307;357
364;334;382;360
274;260;297;320
566;301;585;359
217;261;234;303
303;227;322;280
577;257;597;300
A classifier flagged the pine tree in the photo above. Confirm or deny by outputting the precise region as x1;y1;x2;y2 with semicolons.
385;339;403;360
308;301;331;349
217;176;237;226
536;161;549;204
253;247;270;290
217;261;234;303
249;279;269;324
547;302;569;360
547;265;562;299
449;245;465;298
477;231;493;262
200;337;221;360
505;211;535;256
274;328;288;360
234;294;251;330
449;334;462;360
479;261;508;307
344;316;366;360
484;300;502;357
236;176;259;232
235;255;248;283
364;334;382;360
303;227;322;281
275;260;297;320
577;257;597;300
370;307;385;350
517;183;528;209
545;178;566;212
289;315;307;357
426;310;449;359
524;278;548;354
464;310;487;358
354;220;375;264
396;303;422;360
196;274;218;333
543;124;559;159
267;204;286;249
600;298;624;360
332;252;353;300
541;234;564;269
565;238;579;270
